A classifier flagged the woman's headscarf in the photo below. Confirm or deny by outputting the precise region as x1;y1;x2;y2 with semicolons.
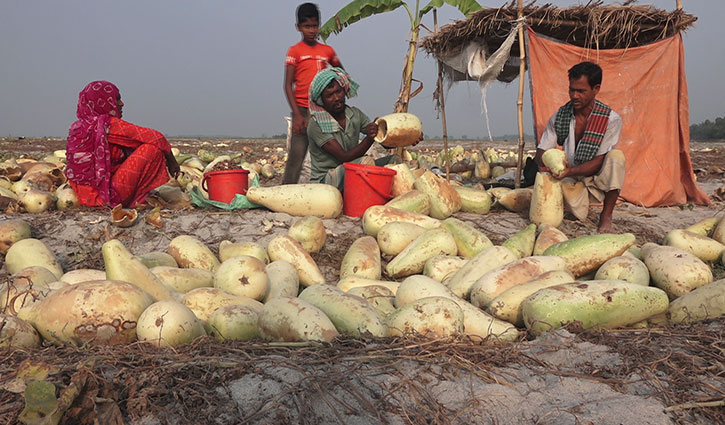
65;81;121;205
308;67;359;133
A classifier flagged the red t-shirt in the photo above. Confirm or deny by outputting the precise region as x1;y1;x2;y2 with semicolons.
285;41;341;108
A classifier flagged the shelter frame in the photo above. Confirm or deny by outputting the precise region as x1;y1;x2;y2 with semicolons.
423;0;695;192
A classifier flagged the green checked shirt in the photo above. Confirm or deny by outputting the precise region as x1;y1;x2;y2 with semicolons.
307;106;370;183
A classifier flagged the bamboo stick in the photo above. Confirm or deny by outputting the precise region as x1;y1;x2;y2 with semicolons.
514;0;526;188
472;17;687;31
394;25;420;159
526;18;679;29
395;30;420;114
434;9;451;181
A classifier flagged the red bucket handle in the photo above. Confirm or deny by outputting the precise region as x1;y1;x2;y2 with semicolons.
357;168;393;200
201;174;210;192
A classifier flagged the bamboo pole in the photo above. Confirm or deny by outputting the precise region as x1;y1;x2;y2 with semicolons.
395;28;420;114
394;23;420;160
676;0;682;10
434;9;451;181
479;17;685;31
514;0;526;188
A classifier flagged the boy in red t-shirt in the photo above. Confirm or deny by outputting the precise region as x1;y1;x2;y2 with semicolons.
282;2;342;184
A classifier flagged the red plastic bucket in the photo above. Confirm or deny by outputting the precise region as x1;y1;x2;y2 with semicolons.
201;169;250;204
343;162;396;217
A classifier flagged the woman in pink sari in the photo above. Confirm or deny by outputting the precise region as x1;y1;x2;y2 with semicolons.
65;81;180;208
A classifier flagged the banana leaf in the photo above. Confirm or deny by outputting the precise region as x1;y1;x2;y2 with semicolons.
320;0;407;41
419;0;482;18
321;0;482;40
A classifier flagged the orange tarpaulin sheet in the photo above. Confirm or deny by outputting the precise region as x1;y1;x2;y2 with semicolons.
527;28;709;207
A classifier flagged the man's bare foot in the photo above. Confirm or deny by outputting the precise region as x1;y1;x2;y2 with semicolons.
598;214;614;233
598;222;614;233
598;189;619;233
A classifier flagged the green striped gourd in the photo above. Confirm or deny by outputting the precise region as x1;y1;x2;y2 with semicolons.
502;224;537;259
522;280;669;336
385;228;457;278
385;190;431;215
299;285;386;337
445;246;518;299
543;233;636;277
487;270;575;327
441;217;493;258
453;186;492;214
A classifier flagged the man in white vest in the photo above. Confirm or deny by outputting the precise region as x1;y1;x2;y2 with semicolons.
534;61;626;233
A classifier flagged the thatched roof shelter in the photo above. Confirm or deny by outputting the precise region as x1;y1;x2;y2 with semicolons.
419;1;704;200
421;0;697;58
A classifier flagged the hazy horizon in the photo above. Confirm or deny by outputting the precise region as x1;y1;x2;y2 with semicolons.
2;0;722;140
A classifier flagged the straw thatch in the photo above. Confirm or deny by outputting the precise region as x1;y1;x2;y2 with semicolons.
421;0;697;58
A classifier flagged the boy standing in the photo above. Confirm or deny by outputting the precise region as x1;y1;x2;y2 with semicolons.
283;2;343;184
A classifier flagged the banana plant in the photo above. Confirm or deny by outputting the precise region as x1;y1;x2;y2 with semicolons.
320;0;482;113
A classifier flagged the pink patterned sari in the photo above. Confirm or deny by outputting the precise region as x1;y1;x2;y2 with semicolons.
65;80;121;205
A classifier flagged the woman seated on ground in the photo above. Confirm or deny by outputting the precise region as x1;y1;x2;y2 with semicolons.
65;80;179;208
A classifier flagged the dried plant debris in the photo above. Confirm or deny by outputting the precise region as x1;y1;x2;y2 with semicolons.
1;319;723;425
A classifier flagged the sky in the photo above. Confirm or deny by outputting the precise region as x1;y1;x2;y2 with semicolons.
1;0;723;140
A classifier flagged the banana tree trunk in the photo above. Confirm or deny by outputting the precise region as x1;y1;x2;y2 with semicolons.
394;26;420;113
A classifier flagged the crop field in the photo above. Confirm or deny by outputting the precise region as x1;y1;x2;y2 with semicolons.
0;137;723;425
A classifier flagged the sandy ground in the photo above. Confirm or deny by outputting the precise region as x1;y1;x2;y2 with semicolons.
0;138;724;424
217;328;715;425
